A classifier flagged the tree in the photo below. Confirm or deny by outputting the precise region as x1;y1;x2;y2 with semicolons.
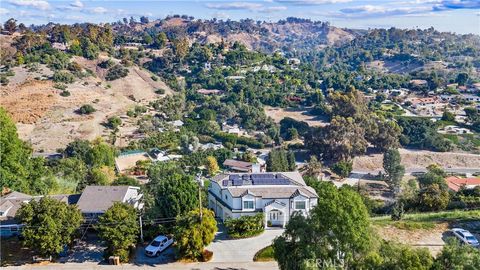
113;175;139;186
274;182;372;269
306;116;367;162
16;197;83;257
331;160;353;178
441;110;456;122
96;202;139;262
172;37;189;63
53;158;88;189
418;183;450;211
205;156;219;176
87;166;116;186
433;238;480;269
154;32;168;48
369;119;402;151
4;18;17;34
147;163;199;219
0;107;32;192
383;148;405;193
139;16;149;24
455;72;469;86
174;208;217;260
266;148;294;172
302;155;323;178
360;241;433;270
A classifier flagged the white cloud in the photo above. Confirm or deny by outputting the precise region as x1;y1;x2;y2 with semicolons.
0;8;9;15
206;2;264;11
261;6;287;12
212;11;230;19
336;4;432;18
70;0;83;8
90;7;108;14
8;0;50;10
275;0;352;5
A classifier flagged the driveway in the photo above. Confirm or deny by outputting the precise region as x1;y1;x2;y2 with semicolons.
207;222;284;263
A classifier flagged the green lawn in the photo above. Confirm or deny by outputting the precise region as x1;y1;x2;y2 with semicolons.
371;210;480;231
253;245;275;262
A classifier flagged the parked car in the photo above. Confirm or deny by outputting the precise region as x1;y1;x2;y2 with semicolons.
145;235;174;257
451;228;479;248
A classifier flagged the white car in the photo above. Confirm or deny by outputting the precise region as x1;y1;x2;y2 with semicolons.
451;228;479;248
145;235;174;257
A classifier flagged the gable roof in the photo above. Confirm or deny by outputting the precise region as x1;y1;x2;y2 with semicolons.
446;176;480;192
76;186;138;213
223;159;254;171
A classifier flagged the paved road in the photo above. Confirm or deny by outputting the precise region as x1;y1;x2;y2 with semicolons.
3;262;278;270
207;222;284;263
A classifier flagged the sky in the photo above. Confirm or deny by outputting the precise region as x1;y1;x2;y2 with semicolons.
0;0;479;34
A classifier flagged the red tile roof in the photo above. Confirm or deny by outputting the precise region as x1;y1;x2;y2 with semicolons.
445;176;480;192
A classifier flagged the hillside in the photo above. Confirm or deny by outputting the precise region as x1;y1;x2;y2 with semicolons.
1;51;172;152
114;17;356;53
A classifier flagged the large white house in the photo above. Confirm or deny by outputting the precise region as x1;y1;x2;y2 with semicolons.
208;172;318;228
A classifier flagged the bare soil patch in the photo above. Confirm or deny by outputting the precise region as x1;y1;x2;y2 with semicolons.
264;106;328;127
353;148;480;171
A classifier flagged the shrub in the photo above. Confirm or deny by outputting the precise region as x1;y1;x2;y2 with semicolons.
54;83;67;90
105;64;129;81
97;59;115;69
77;104;96;115
60;90;71;97
106;116;122;129
253;246;275;262
224;213;264;239
151;75;158;81
52;70;75;83
155;88;166;94
331;161;353;178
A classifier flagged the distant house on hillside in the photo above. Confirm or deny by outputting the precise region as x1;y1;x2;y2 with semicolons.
0;192;80;237
445;176;480;192
208;172;318;228
223;159;262;173
197;89;224;95
77;186;142;221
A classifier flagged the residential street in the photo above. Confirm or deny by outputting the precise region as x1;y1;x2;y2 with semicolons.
207;222;284;262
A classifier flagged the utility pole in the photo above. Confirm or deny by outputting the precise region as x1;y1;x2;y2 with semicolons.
196;172;204;221
139;214;144;243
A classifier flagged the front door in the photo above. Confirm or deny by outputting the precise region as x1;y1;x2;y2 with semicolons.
268;210;282;227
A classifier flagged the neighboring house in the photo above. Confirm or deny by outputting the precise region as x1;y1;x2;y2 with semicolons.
223;159;262;173
208;172;318;228
197;89;224;95
76;186;142;221
445;176;480;192
0;192;80;237
115;151;151;175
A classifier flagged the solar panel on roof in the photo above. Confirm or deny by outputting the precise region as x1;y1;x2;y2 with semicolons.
233;179;243;186
222;180;229;186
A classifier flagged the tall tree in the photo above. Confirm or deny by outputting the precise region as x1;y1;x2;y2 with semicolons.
174;208;217;260
383;148;405;193
96;202;139;262
16;197;83;257
274;182;372;269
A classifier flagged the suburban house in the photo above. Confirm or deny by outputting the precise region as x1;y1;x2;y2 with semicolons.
0;192;80;237
208;172;318;228
445;176;480;192
223;159;262;173
76;186;143;221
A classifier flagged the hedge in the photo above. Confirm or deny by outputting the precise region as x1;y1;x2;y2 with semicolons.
224;213;264;239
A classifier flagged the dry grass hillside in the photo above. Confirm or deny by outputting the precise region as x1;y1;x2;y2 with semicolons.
1;57;172;152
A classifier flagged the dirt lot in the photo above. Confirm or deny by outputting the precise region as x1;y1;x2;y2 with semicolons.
264;106;328;127
375;220;480;256
1;60;172;152
353;148;480;172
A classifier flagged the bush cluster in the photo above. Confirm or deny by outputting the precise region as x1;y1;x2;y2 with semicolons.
224;213;264;239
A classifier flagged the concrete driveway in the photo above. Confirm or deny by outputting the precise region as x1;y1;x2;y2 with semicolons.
207;222;284;263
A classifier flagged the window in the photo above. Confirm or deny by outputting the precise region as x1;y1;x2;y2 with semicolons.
295;201;306;210
243;200;254;210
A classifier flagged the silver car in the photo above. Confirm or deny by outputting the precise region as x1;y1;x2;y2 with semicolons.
451;228;479;248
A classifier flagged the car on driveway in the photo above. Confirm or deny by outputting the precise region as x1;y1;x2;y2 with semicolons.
451;228;479;248
145;235;173;257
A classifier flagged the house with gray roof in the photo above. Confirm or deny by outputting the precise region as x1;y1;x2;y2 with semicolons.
76;186;142;220
0;192;80;237
208;172;318;228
